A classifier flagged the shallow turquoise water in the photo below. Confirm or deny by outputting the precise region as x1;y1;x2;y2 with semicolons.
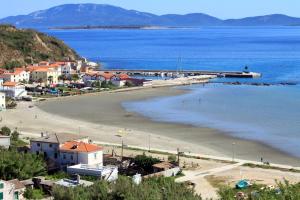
123;84;300;157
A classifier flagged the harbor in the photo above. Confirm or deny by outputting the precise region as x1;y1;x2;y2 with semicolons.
98;69;262;79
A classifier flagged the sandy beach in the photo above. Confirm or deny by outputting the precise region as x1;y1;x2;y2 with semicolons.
2;86;299;167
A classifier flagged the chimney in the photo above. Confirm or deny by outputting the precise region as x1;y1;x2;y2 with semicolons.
41;132;44;137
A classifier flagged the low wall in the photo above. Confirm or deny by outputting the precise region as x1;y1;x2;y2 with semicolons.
143;167;181;179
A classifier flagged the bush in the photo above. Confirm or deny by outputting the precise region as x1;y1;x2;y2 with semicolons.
0;126;11;136
168;155;177;163
52;176;202;200
217;181;300;200
24;188;44;200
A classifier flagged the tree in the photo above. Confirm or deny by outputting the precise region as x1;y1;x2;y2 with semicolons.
48;76;53;85
0;150;47;180
0;126;11;136
133;153;160;173
11;129;19;141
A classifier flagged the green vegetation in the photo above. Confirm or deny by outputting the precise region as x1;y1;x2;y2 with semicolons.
0;126;11;136
243;163;300;173
101;81;117;89
0;149;46;180
168;154;177;162
0;24;80;68
52;176;201;200
218;181;300;200
133;153;160;172
24;188;44;200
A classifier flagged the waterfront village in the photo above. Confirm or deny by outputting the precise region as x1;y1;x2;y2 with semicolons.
0;59;299;200
0;59;204;199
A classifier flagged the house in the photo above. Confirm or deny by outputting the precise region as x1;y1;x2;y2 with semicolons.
0;82;27;98
1;68;30;83
60;141;103;166
83;72;133;87
30;133;89;168
111;74;131;87
0;92;5;110
0;179;26;200
30;68;59;85
0;136;10;149
63;141;118;181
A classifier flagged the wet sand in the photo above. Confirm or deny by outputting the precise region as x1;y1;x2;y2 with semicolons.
27;86;299;167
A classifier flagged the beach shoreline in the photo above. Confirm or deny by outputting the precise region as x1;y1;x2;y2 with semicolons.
2;86;299;167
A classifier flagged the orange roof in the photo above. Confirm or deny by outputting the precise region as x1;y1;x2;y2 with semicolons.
99;72;115;80
118;74;130;80
3;82;18;87
60;141;103;153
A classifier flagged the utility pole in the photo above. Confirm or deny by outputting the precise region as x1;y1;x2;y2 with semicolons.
177;148;180;165
121;139;124;161
148;134;151;152
232;142;236;162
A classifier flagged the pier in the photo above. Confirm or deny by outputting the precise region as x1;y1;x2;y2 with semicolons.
98;69;261;78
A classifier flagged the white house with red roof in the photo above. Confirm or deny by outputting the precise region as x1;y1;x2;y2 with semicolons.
60;141;103;166
30;133;118;180
0;82;27;98
1;68;30;83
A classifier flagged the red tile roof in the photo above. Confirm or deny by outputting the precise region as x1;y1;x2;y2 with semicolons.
118;74;130;80
3;82;18;87
60;141;103;153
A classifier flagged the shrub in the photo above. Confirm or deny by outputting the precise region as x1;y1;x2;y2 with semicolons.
0;126;11;136
24;188;44;200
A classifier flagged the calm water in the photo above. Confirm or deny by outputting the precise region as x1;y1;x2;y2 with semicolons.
45;27;300;157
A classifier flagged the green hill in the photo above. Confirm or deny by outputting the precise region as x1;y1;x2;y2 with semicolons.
0;24;80;69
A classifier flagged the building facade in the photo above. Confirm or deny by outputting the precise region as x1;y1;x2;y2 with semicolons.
0;92;5;110
0;180;25;200
31;68;59;85
0;82;27;98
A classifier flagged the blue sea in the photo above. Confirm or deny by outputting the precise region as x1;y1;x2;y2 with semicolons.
45;27;300;157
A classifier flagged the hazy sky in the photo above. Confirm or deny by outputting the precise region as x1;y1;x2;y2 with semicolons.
1;0;300;19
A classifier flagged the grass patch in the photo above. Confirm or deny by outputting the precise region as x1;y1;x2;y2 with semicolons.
242;163;300;173
205;175;228;189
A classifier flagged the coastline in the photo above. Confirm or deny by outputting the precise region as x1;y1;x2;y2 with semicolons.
3;86;299;167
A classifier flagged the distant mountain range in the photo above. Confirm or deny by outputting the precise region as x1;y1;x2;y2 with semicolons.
1;4;300;28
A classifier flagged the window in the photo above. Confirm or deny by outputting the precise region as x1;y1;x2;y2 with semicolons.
14;191;19;200
71;155;73;160
37;143;40;147
0;192;3;200
36;151;39;155
0;182;3;189
54;153;58;159
94;153;97;159
44;152;47;158
63;154;66;159
49;144;52;148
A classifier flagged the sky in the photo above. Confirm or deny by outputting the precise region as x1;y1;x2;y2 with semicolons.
1;0;300;19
